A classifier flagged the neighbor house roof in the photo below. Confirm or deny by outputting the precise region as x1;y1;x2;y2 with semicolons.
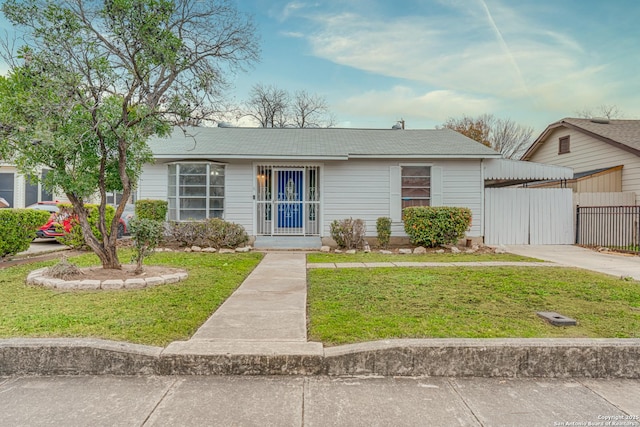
148;127;502;160
523;118;640;160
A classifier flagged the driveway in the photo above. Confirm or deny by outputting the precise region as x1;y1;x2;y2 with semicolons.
506;245;640;280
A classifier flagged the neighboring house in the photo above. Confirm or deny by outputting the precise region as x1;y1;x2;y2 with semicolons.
0;163;54;208
522;118;640;199
139;127;503;247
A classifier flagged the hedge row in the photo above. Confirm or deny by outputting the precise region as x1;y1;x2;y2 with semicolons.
0;209;51;258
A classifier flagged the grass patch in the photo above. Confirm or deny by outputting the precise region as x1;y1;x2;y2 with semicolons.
307;267;640;345
307;252;538;263
0;250;263;346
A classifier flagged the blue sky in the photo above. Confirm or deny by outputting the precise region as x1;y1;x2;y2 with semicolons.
1;0;638;135
229;0;639;134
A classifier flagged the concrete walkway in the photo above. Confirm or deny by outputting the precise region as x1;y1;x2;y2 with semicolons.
506;244;640;280
166;252;322;356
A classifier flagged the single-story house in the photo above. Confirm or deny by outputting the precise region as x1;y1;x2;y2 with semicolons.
522;118;640;201
1;126;575;247
140;127;503;248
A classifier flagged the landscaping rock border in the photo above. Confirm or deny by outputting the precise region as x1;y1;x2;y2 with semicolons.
26;267;188;290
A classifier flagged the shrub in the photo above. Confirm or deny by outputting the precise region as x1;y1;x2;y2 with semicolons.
56;203;116;249
205;218;249;249
168;221;209;247
129;218;164;274
135;199;168;222
403;206;472;247
376;217;392;249
0;209;51;258
168;218;249;249
330;218;366;249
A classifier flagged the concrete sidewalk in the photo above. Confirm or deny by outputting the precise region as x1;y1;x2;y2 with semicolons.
0;375;638;426
506;245;640;280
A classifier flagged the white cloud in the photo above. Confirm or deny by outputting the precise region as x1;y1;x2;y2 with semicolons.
279;2;309;21
337;86;496;123
280;31;305;38
303;4;618;114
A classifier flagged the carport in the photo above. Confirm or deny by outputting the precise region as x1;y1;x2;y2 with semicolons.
483;159;574;245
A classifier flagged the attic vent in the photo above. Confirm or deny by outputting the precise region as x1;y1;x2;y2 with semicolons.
591;117;610;124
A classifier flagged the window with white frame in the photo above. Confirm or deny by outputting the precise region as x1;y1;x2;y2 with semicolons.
25;169;53;206
168;163;225;221
401;165;431;209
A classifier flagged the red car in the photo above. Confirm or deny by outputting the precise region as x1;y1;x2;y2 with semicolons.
27;201;126;239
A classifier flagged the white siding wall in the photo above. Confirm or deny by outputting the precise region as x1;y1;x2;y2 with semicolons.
323;160;391;237
139;158;485;239
224;162;254;235
529;128;640;194
138;163;168;200
441;160;483;237
323;159;483;238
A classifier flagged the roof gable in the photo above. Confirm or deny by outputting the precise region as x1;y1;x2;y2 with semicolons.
523;118;640;160
148;127;502;160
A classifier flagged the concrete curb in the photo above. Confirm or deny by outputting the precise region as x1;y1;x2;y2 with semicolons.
2;338;639;378
0;338;161;376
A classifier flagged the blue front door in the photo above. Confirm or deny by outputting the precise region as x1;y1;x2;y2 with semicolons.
277;170;303;228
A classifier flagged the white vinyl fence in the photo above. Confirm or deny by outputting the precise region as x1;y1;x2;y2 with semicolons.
484;188;573;245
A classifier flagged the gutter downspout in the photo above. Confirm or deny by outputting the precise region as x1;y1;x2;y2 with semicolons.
480;158;485;242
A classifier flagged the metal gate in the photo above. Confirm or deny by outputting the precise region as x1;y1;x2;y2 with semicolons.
255;165;320;236
484;188;573;245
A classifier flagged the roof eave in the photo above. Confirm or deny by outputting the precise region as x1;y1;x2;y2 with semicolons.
152;154;350;161
348;154;502;159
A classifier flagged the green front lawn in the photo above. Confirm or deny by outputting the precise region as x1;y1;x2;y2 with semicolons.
307;267;640;345
0;250;263;346
307;252;538;263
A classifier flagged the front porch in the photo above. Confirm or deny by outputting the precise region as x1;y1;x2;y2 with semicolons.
255;165;321;237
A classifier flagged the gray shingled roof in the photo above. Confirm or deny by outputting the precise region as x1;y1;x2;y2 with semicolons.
561;118;640;151
148;127;502;160
524;118;640;159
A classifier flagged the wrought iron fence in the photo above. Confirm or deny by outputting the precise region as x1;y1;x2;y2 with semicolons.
576;206;640;254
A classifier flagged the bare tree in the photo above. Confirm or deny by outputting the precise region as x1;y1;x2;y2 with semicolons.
491;118;534;159
439;114;533;159
243;84;334;128
244;84;289;127
292;90;334;128
576;104;623;120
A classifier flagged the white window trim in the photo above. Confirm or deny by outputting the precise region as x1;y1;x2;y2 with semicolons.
391;163;442;222
168;161;226;221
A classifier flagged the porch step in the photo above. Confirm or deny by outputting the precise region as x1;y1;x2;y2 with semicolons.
253;236;322;250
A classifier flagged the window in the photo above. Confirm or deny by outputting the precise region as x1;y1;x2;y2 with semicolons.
105;191;136;206
25;170;53;206
559;136;570;154
0;172;14;207
168;163;225;221
401;166;431;209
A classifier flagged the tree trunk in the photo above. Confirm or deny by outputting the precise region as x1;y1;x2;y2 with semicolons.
67;194;122;270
